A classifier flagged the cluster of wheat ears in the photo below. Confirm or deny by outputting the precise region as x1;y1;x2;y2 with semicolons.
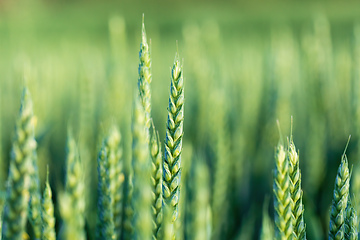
0;17;358;240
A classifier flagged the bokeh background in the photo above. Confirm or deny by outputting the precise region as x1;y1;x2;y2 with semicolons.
1;0;360;239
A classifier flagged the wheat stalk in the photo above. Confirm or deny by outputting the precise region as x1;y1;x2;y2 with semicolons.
287;135;306;240
96;145;115;240
329;154;350;240
273;142;293;240
162;51;184;239
150;121;163;239
41;167;56;240
131;94;152;240
2;88;37;240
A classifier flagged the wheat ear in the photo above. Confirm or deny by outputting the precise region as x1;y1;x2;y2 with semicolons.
150;120;163;239
29;151;42;240
287;136;306;240
41;167;55;240
96;145;115;240
329;154;350;240
131;94;152;240
162;51;184;239
2;88;37;240
273;142;293;240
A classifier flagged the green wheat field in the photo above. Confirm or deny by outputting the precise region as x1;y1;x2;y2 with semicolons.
1;0;360;239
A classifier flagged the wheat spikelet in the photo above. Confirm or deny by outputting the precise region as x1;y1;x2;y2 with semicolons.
273;142;293;240
96;145;115;240
329;154;350;240
41;168;55;240
2;88;37;240
150;121;163;239
162;51;184;239
287;136;306;240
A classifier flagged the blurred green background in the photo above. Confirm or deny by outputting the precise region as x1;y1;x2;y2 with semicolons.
2;0;360;239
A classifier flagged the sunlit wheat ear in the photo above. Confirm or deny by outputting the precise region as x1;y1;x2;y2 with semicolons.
41;167;56;240
2;88;37;240
162;51;184;239
329;154;350;240
103;125;124;239
96;145;115;240
131;94;152;240
150;120;163;239
138;14;152;136
273;142;293;240
287;135;306;240
345;199;358;240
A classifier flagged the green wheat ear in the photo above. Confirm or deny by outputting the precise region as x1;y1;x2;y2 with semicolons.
103;125;124;239
41;167;56;240
131;94;152;240
96;145;115;240
273;141;293;240
287;134;306;239
138;14;152;134
150;120;163;239
2;88;37;240
58;129;86;240
345;199;358;240
162;51;184;239
329;154;350;240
